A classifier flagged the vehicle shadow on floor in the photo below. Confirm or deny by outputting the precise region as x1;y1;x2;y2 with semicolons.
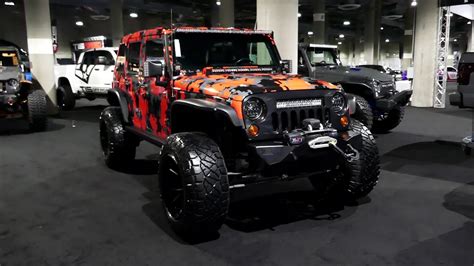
0;119;65;135
131;162;365;244
381;140;474;183
225;191;364;233
56;105;108;124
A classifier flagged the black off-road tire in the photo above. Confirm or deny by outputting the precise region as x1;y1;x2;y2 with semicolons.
349;94;373;130
343;120;380;199
57;84;76;111
158;133;230;237
373;106;405;133
27;90;48;132
99;107;137;168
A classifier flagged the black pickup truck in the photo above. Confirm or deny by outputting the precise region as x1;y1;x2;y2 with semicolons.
298;43;412;132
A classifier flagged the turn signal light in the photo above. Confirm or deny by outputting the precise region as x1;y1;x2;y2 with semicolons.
248;124;260;137
340;116;349;127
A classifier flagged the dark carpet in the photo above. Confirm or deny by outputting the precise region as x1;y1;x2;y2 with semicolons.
1;95;473;265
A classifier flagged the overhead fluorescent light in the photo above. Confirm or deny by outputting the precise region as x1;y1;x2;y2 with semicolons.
343;21;350;26
307;31;314;36
75;21;84;26
338;41;342;45
216;0;221;6
411;1;417;7
385;39;390;43
380;27;384;30
339;34;345;38
298;13;302;18
4;1;14;6
130;12;138;18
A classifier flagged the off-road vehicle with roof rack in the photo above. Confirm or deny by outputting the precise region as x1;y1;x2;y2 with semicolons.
298;43;412;132
0;46;47;131
101;27;380;237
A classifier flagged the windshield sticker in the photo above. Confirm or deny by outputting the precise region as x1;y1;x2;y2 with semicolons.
174;39;182;58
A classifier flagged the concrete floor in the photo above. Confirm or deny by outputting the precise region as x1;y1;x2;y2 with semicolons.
1;91;474;265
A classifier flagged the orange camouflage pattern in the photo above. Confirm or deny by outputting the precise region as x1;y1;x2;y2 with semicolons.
114;27;339;141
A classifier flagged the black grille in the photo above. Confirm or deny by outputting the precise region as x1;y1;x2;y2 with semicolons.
271;107;330;132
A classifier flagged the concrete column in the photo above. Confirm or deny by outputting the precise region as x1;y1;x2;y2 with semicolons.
219;0;234;27
363;0;381;64
257;0;298;74
110;0;124;47
411;0;438;107
24;0;56;107
312;0;325;44
468;23;474;52
402;8;415;70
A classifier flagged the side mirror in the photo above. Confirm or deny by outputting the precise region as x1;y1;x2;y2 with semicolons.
144;61;163;78
281;60;292;73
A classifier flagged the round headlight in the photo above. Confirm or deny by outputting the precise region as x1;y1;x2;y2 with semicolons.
371;79;381;96
243;98;266;121
8;79;19;89
331;93;346;113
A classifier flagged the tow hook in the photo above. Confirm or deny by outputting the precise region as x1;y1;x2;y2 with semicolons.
308;136;338;149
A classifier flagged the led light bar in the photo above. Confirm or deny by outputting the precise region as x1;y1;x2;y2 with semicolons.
175;28;273;35
276;99;322;109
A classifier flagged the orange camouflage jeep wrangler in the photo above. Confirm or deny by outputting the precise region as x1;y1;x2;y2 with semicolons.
100;27;380;237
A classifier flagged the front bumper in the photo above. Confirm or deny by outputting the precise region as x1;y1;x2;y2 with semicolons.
376;90;412;111
0;93;23;118
246;128;361;179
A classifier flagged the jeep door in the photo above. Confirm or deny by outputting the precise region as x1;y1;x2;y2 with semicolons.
143;37;168;138
125;41;145;130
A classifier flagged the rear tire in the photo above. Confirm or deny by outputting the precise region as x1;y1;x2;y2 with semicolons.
373;106;405;133
27;90;48;132
57;84;76;111
99;107;137;168
343;120;380;199
158;133;229;237
349;94;373;130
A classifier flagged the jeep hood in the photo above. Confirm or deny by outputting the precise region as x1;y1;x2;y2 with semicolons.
173;73;338;102
0;66;20;81
313;65;393;84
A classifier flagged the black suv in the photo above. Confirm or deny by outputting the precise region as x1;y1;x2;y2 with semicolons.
298;43;412;132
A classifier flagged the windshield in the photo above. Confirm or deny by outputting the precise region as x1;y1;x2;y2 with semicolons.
0;50;19;67
173;32;280;72
306;48;338;66
360;65;386;72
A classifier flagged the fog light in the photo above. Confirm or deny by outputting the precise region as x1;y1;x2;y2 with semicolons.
248;124;259;137
340;116;349;127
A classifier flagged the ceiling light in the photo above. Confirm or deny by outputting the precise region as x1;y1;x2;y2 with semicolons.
216;0;221;6
75;21;84;26
411;1;417;7
454;39;458;42
130;12;138;18
468;21;472;25
343;21;351;26
4;1;14;6
338;41;342;45
385;39;390;43
380;27;384;30
298;13;302;18
449;13;453;17
308;31;314;36
339;34;345;38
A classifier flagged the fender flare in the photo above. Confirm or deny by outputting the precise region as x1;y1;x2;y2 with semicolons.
339;82;375;100
107;89;130;123
171;99;243;128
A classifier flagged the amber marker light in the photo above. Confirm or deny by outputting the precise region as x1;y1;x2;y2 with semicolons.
248;124;260;137
340;116;349;127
